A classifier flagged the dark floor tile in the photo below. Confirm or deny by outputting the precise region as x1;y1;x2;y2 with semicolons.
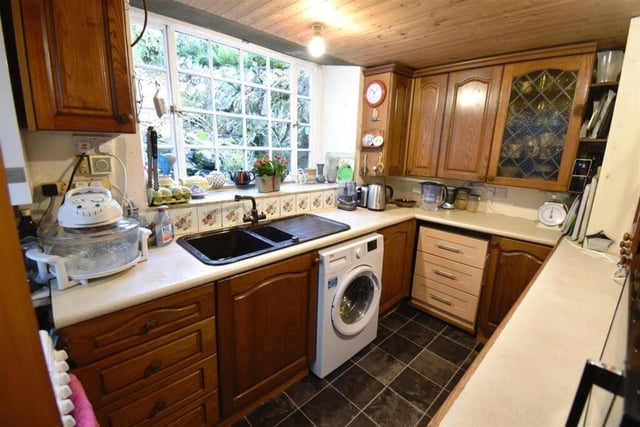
364;387;423;427
325;359;354;382
445;368;465;392
358;347;406;385
391;300;421;320
346;412;378;427
332;364;385;409
427;335;472;366
285;374;328;406
372;323;393;345
232;417;251;427
276;409;314;427
413;312;447;333
379;312;408;331
410;350;458;387
350;342;375;362
301;386;360;427
426;390;450;418
397;320;438;347
378;333;423;364
461;349;479;371
246;393;297;427
441;325;477;350
389;367;442;412
418;413;431;427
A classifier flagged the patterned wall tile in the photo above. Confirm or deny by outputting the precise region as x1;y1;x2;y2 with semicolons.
310;191;324;211
197;203;222;232
171;207;198;236
296;193;311;213
323;190;336;209
261;197;280;219
221;201;243;227
280;194;296;216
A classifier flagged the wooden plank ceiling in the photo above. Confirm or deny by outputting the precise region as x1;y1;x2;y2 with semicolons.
167;0;639;69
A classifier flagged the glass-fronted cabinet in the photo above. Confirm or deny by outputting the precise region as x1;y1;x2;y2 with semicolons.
487;54;594;191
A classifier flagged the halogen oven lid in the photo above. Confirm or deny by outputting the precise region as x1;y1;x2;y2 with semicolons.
38;218;140;244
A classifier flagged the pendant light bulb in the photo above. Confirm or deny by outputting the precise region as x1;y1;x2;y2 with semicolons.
308;23;326;57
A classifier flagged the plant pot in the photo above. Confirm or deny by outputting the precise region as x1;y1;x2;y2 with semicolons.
257;175;281;193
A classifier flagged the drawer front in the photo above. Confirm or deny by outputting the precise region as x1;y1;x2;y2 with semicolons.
411;274;479;324
96;356;218;427
62;285;215;365
414;251;484;296
76;319;216;408
163;391;219;427
418;227;488;268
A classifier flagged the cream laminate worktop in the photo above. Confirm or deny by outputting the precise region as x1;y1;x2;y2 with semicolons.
51;206;560;328
434;237;625;426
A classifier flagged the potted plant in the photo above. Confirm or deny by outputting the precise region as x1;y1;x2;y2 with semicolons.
252;154;289;193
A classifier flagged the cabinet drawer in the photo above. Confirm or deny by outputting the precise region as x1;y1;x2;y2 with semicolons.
62;285;215;365
414;251;484;296
96;356;218;427
75;318;216;408
418;227;488;268
411;274;479;324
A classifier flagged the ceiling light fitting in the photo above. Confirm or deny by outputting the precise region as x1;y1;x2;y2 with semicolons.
308;23;326;58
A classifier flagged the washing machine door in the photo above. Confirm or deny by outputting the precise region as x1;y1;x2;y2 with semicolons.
331;265;381;336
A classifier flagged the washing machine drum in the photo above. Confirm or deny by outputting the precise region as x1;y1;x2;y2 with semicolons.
331;267;380;337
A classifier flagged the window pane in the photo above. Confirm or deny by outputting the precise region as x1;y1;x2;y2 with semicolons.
297;151;309;169
271;122;291;148
271;91;290;119
135;68;169;110
220;149;245;171
245;86;267;116
178;73;212;109
185;148;217;176
138;109;172;146
175;32;209;71
212;42;240;80
297;125;310;149
297;98;310;124
270;59;290;90
244;52;266;84
182;113;214;146
214;80;241;113
131;25;165;67
297;68;310;96
216;116;243;146
246;119;268;147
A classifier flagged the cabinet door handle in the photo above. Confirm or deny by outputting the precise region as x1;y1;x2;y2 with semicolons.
434;269;457;280
487;176;495;182
114;113;134;124
436;243;461;253
144;359;163;377
141;319;157;335
429;293;453;306
149;399;167;417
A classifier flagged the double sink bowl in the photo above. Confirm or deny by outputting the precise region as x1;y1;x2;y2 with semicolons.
177;214;350;265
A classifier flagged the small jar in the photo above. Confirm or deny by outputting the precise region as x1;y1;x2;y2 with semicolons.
467;194;480;213
454;188;469;210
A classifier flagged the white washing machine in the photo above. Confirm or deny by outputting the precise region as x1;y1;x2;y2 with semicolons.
311;233;383;378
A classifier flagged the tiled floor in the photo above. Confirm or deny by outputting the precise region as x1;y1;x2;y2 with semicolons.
233;301;483;427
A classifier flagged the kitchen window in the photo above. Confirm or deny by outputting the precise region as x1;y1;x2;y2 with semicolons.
129;11;317;181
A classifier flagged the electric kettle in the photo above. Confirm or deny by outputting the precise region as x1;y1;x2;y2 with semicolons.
367;183;393;211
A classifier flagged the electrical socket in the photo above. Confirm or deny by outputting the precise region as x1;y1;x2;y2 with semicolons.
78;156;91;175
73;135;112;155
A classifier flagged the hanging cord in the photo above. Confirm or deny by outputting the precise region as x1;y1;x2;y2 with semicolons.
130;0;148;47
94;145;129;211
66;154;88;194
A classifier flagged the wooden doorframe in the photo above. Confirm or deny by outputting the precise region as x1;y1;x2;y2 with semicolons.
0;150;61;425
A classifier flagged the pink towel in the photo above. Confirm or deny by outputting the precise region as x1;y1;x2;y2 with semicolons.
68;374;99;427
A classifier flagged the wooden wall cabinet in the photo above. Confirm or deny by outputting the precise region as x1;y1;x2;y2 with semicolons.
378;220;416;314
476;236;552;342
216;252;318;418
360;64;413;177
60;285;219;427
487;54;594;191
5;0;136;133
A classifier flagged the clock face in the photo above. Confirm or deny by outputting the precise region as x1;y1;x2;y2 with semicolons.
365;80;386;107
537;202;567;226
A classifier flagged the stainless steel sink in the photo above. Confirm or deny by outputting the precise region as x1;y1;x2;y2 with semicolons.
177;214;349;265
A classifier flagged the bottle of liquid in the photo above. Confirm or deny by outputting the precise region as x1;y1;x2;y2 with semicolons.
153;205;174;247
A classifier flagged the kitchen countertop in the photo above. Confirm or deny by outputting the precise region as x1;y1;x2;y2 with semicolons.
432;237;624;426
51;206;561;328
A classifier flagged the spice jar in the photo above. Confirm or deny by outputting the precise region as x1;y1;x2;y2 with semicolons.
454;188;470;210
467;194;480;212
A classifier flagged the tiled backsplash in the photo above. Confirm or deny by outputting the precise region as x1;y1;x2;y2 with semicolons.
139;187;340;236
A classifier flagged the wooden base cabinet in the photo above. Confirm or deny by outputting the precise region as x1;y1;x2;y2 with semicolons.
476;236;552;342
216;252;319;418
379;220;416;314
60;285;219;427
